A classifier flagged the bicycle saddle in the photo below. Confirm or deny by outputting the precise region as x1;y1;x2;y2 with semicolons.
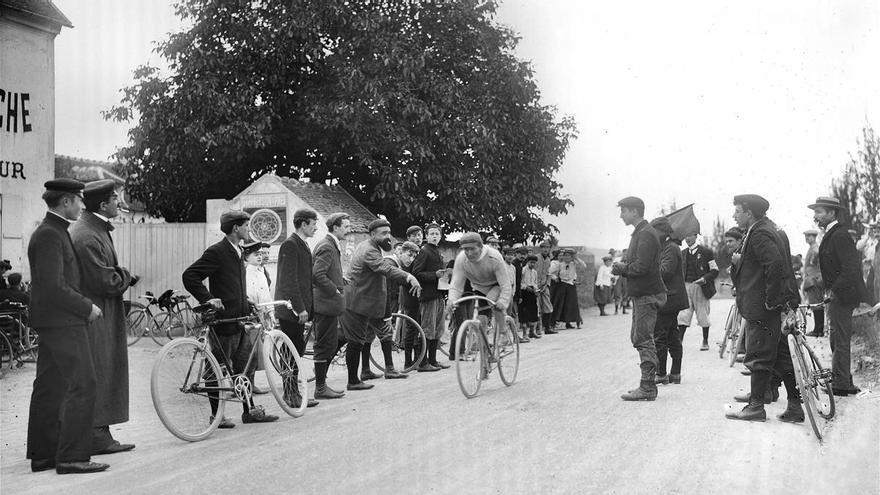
157;289;176;310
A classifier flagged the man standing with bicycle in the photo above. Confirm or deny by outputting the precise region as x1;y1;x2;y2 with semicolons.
70;180;139;456
311;213;349;400
183;210;279;426
808;197;869;396
340;219;422;390
726;194;802;422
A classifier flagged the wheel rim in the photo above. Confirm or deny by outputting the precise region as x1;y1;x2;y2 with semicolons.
498;317;519;386
788;335;822;440
150;312;172;345
369;313;426;373
455;321;483;398
803;345;835;419
151;339;223;441
126;309;146;346
729;319;744;368
263;330;308;417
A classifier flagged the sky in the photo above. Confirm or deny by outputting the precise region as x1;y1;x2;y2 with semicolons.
51;1;880;255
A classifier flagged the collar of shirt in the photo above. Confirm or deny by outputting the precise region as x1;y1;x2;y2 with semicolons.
826;220;838;232
93;212;111;223
688;244;699;255
227;238;242;258
47;210;70;226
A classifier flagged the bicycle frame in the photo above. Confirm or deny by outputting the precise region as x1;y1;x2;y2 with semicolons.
452;295;503;360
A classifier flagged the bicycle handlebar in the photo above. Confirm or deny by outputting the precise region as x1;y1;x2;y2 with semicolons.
254;300;292;310
449;295;496;307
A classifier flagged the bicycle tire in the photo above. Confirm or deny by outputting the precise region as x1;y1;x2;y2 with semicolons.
151;338;225;442
150;311;172;346
729;318;745;368
164;312;189;340
369;313;427;373
803;344;835;419
787;334;822;440
455;320;484;399
126;308;147;346
19;325;38;363
719;306;737;359
262;329;309;418
0;330;14;372
176;306;200;339
497;316;520;386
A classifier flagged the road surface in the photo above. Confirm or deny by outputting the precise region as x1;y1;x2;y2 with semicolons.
2;298;878;494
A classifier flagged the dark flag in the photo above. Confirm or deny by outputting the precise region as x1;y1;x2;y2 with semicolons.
665;204;700;241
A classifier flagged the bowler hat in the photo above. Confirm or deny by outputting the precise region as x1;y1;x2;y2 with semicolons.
807;197;845;211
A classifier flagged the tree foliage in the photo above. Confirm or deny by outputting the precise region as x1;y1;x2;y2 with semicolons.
708;215;732;276
830;125;880;234
105;0;577;240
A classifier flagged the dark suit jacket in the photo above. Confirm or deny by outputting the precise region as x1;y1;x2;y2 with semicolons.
344;239;410;318
412;243;444;302
312;234;344;316
620;220;666;297
27;213;93;328
732;218;799;320
275;233;313;320
683;244;719;299
182;239;248;335
818;222;868;307
658;239;688;314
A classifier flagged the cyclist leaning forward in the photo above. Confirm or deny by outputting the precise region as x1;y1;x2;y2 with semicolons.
446;233;513;356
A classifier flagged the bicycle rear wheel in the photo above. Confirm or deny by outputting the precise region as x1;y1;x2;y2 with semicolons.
126;308;147;346
369;313;426;373
176;307;200;339
150;311;172;346
0;330;14;372
151;338;225;442
455;320;484;399
803;344;835;419
728;318;745;368
262;329;309;418
19;325;38;363
787;334;822;440
164;313;190;340
497;316;520;386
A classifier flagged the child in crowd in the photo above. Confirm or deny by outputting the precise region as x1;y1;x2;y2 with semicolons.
518;255;540;340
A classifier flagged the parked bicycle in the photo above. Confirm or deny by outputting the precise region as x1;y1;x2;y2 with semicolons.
718;283;745;367
150;300;308;442
126;289;199;346
451;295;520;399
785;303;835;441
0;301;37;374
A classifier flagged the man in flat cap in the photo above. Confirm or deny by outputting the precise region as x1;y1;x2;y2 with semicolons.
70;180;138;456
341;219;421;389
808;197;868;396
726;194;801;422
536;240;556;335
184;209;280;425
678;228;719;351
612;197;666;401
406;225;424;246
411;223;450;371
274;208;320;407
801;228;824;336
310;213;349;399
649;217;688;385
27;179;108;474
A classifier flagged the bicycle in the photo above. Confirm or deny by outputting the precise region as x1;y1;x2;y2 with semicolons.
150;300;309;442
784;303;835;441
126;290;199;346
0;301;38;372
451;295;520;398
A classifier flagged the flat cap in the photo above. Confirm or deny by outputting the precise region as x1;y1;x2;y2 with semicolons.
325;212;349;229
733;194;770;217
486;236;500;244
724;228;744;240
516;246;529;254
220;210;250;226
649;216;674;236
539;240;551;247
242;241;269;257
44;178;84;194
526;254;538;262
293;208;318;224
617;196;645;210
803;228;819;236
83;179;117;198
807;196;845;211
368;218;391;232
406;225;423;236
562;247;577;255
400;241;420;253
459;232;483;247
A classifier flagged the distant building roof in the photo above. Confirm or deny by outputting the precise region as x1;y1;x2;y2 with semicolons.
276;176;378;233
0;0;72;28
54;155;149;214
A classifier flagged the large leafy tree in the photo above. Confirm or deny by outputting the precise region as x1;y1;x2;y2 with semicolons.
106;0;577;240
830;125;880;234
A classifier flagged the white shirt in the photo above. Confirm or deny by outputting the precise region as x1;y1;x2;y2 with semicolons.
521;266;538;290
596;264;614;287
246;264;273;305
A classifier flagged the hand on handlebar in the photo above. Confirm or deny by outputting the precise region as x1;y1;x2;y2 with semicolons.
207;298;225;311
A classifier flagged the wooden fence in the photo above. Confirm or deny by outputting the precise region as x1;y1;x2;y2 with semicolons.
114;223;206;304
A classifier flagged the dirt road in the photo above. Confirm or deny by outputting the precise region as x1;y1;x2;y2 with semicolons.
2;298;878;494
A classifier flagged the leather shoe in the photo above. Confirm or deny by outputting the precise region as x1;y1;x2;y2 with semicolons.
242;405;279;423
733;388;778;404
214;416;235;428
307;398;319;407
384;369;408;379
31;458;55;472
347;381;374;391
315;385;345;399
360;370;382;381
92;441;135;456
777;401;805;423
544;329;559;335
725;404;766;422
832;387;860;397
654;374;670;385
430;361;451;370
417;363;440;372
56;461;109;474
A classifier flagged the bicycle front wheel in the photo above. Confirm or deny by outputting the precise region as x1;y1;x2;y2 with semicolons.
369;313;426;373
497;316;520;386
787;334;822;440
151;338;225;442
728;318;744;368
803;344;835;419
719;307;737;359
150;311;173;346
455;320;484;399
262;329;309;418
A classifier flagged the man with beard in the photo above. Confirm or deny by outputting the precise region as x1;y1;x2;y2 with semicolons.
341;220;421;390
808;197;869;396
612;197;666;402
70;180;138;455
726;194;802;422
801;228;825;337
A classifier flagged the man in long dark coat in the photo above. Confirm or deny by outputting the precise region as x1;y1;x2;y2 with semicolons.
70;180;137;455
